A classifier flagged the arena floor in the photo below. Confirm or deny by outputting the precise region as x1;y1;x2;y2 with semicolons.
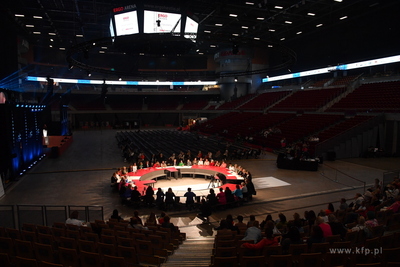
1;129;399;239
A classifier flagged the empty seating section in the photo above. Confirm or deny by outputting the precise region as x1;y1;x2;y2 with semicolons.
239;91;290;110
0;220;185;267
260;114;343;150
329;81;400;112
107;95;143;110
194;112;238;135
222;113;295;141
315;116;373;143
116;129;239;161
70;95;106;110
330;75;359;86
310;77;332;87
147;98;180;110
217;94;256;110
180;100;208;110
270;87;345;111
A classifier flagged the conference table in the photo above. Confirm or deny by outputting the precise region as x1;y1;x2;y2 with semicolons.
125;165;244;192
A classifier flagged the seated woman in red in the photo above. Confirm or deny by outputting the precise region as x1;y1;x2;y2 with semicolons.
241;228;280;249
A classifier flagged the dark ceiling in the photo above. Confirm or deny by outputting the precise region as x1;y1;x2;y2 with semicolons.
2;0;400;80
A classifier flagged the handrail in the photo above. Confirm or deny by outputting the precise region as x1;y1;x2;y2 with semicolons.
0;204;103;229
323;163;366;193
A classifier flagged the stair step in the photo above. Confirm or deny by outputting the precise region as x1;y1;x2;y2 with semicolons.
161;237;214;267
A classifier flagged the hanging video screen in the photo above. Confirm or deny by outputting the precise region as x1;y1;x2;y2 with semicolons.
143;10;181;34
114;10;139;36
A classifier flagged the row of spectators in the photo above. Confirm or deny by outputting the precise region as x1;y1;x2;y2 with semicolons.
213;199;399;254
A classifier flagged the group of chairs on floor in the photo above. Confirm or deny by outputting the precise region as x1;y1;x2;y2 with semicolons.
0;219;186;267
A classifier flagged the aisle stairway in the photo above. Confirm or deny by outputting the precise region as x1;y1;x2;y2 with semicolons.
161;237;214;267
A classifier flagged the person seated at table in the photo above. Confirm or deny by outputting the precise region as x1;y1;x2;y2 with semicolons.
160;161;167;167
198;158;204;165
186;159;192;166
228;163;235;171
130;163;137;173
138;161;144;169
178;160;185;166
220;161;227;168
144;160;151;168
153;161;161;167
192;158;198;165
204;158;210;166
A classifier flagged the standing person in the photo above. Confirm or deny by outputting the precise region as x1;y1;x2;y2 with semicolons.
217;187;227;205
206;189;218;206
165;188;176;210
110;209;122;222
184;188;196;211
241;182;248;201
145;186;155;207
246;177;256;200
156;188;165;210
225;187;235;204
130;186;142;208
197;198;212;222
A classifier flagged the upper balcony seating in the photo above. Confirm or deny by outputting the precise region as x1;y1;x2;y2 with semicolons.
239;91;290;110
328;81;400;113
269;87;345;112
217;94;256;110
